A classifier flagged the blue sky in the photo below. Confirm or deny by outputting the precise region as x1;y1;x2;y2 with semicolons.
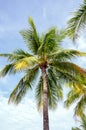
0;0;86;130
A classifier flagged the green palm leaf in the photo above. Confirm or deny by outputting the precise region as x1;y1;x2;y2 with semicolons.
9;49;32;61
64;90;82;108
74;96;86;116
9;67;39;104
49;49;86;61
8;75;32;104
0;64;15;77
56;29;66;43
47;68;63;109
35;76;43;110
0;49;32;62
14;56;38;71
72;113;86;130
80;114;86;130
72;127;81;130
38;28;59;56
47;76;58;109
47;68;63;100
65;81;86;117
50;62;86;85
66;1;86;40
20;17;40;54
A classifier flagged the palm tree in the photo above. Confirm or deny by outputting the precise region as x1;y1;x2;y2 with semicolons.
0;17;86;130
66;0;86;40
72;114;86;130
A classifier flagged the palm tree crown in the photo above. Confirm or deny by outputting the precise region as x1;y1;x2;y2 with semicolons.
0;17;86;130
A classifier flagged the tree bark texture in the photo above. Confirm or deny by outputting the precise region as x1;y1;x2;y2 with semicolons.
42;67;49;130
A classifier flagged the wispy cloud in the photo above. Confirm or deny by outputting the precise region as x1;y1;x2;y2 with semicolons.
42;7;47;19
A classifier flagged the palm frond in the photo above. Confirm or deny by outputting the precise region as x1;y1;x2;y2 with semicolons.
72;127;81;130
35;76;43;110
0;50;32;62
9;67;39;104
80;114;86;129
47;76;58;109
8;75;32;104
14;56;38;71
50;66;79;87
9;49;32;62
72;114;86;130
56;29;67;43
65;82;86;117
47;68;63;100
25;66;39;84
20;17;40;54
0;53;12;57
66;1;86;40
49;49;86;61
50;62;86;85
0;64;15;77
38;28;58;55
36;67;63;110
64;89;82;108
74;96;86;116
47;68;63;109
0;50;38;72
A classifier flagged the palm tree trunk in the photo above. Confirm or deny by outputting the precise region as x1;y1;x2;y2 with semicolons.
42;67;49;130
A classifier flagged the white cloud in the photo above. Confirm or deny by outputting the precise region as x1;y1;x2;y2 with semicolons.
0;91;79;130
77;36;86;51
0;94;42;130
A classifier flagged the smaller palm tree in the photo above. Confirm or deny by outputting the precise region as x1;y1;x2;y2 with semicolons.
66;0;86;40
65;83;86;117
